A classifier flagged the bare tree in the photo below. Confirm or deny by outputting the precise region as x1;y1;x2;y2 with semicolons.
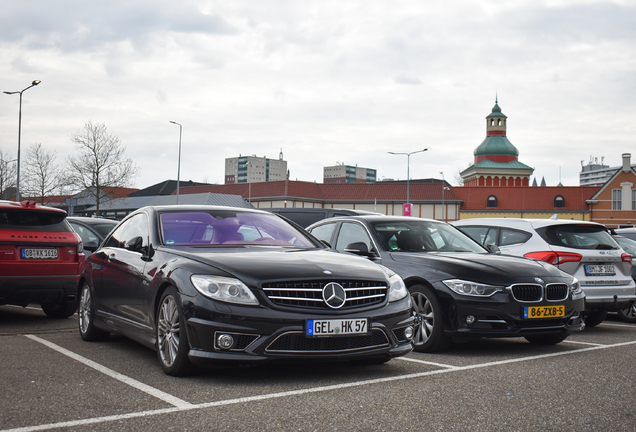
22;143;61;203
65;121;140;215
0;150;17;200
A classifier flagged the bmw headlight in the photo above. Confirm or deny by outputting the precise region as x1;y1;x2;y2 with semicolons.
569;277;582;295
443;279;503;297
387;272;408;302
190;275;259;305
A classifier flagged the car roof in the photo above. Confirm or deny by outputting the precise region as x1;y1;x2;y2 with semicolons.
67;216;118;224
311;215;443;224
0;200;67;214
451;217;605;229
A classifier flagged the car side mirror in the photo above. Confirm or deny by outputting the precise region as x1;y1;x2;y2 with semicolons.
486;243;500;254
125;236;144;252
344;242;373;257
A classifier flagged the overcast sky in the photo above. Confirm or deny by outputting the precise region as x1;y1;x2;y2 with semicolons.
1;0;634;191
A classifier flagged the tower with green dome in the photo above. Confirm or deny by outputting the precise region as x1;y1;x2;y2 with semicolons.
461;98;534;186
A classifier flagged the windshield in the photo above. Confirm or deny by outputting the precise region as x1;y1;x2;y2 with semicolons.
371;220;487;253
159;210;316;248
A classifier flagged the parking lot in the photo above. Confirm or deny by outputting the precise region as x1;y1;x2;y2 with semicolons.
2;304;636;432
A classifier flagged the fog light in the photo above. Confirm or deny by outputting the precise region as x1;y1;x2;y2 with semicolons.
466;315;476;325
404;326;414;340
217;334;234;350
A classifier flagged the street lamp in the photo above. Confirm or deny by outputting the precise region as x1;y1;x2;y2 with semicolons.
388;148;430;204
169;121;182;204
4;80;41;202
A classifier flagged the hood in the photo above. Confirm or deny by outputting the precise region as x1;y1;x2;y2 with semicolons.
389;251;569;284
162;246;389;286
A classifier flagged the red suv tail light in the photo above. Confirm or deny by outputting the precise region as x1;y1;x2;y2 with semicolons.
622;253;633;264
524;251;582;265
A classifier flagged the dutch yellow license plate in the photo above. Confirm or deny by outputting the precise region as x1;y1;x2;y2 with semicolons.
523;305;565;319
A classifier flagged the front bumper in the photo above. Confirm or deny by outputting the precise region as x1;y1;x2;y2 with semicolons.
434;283;586;339
181;295;414;366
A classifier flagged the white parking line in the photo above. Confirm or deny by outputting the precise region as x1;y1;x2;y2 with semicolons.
561;339;604;346
395;356;458;368
6;337;636;432
24;335;194;409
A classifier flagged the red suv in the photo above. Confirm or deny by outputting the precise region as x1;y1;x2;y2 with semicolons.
0;200;84;318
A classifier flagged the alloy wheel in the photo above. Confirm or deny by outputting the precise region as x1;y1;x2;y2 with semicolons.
157;295;180;367
411;292;434;346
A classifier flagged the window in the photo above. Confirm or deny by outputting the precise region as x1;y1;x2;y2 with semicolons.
309;223;337;244
487;195;498;208
612;189;622;210
633;189;636;211
554;195;565;208
105;213;149;249
335;223;373;253
499;229;532;246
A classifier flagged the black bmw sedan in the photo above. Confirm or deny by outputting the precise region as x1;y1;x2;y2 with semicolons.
306;215;586;353
77;206;414;376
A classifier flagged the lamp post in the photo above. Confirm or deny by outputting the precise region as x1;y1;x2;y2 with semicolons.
4;80;41;202
169;121;182;204
440;171;445;222
388;148;430;204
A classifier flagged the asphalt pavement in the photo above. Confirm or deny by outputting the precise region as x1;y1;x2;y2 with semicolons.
1;304;635;432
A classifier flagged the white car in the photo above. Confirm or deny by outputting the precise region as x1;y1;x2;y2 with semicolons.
452;217;636;326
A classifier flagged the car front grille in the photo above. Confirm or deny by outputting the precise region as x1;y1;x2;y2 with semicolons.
511;284;542;302
546;284;568;301
265;329;390;353
261;280;387;310
510;283;570;302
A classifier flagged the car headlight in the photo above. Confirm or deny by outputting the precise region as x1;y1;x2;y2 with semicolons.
443;279;503;297
569;277;582;295
387;272;408;302
190;275;259;305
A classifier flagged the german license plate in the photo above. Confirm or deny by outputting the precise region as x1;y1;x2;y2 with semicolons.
306;318;368;337
585;264;616;276
21;248;58;259
524;305;565;319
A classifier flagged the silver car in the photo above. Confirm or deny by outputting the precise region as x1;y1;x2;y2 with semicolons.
452;217;636;326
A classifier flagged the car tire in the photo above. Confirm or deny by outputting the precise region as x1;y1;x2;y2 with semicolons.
410;284;452;353
585;310;607;327
78;283;110;341
524;333;568;345
617;303;636;323
41;300;77;319
156;287;195;376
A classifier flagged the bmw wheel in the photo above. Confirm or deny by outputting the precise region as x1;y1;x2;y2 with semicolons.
617;303;636;323
156;287;194;376
78;283;110;341
410;284;451;353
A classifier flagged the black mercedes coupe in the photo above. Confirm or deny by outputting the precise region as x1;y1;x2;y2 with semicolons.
77;206;414;375
306;215;586;352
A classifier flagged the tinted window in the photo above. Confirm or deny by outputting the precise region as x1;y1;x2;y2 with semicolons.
0;209;71;232
458;226;492;245
159;210;315;247
105;213;149;249
536;224;618;250
615;236;636;256
499;228;531;246
275;211;326;228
